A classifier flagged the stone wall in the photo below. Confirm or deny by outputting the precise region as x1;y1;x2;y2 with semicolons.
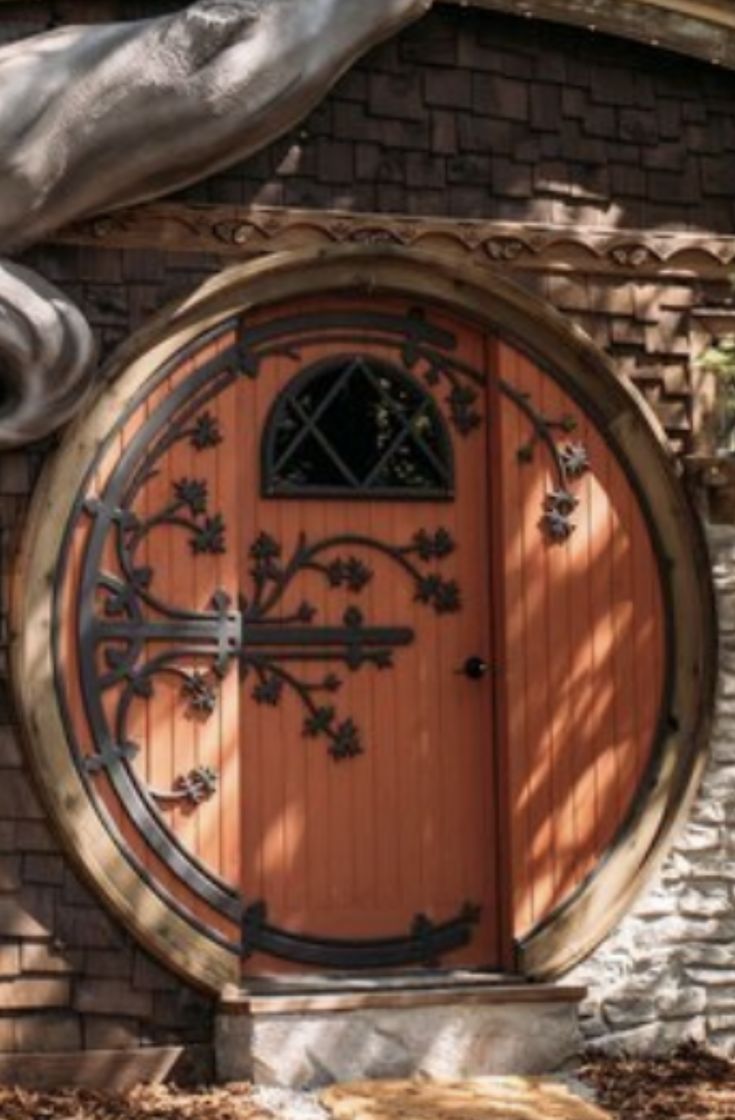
570;524;735;1058
0;0;732;1066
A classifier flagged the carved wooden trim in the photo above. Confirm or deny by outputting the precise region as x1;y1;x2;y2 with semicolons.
55;202;735;282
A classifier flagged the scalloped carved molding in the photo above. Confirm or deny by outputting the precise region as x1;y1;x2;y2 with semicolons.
56;201;735;281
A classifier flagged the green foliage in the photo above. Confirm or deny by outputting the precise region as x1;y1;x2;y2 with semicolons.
698;335;735;451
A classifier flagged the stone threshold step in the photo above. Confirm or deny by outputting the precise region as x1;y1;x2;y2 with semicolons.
222;980;587;1016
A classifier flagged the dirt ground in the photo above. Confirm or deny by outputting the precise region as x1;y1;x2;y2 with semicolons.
580;1042;735;1120
0;1078;608;1120
1;1044;734;1120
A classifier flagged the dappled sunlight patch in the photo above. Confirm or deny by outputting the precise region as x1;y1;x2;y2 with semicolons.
321;1077;611;1120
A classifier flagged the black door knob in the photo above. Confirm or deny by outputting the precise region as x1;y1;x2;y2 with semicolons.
463;656;489;680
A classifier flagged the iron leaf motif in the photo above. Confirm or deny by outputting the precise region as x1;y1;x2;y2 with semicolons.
152;766;219;807
191;513;226;555
174;477;208;516
559;442;590;479
190;411;223;451
182;672;218;717
542;490;580;543
511;391;590;542
415;574;462;614
83;342;466;797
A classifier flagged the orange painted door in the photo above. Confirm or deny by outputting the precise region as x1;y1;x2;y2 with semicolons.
235;296;501;974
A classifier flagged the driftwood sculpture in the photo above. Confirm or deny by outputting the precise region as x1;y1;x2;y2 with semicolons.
0;0;431;446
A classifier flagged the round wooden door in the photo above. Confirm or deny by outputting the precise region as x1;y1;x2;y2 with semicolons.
18;252;709;992
56;294;503;976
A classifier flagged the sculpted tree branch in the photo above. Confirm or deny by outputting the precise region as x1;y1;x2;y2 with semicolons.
0;0;432;446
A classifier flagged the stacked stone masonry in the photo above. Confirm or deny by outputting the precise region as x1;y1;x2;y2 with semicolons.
570;525;735;1059
0;0;733;1062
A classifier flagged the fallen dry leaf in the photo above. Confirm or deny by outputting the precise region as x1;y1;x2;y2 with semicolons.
0;1083;271;1120
580;1041;735;1120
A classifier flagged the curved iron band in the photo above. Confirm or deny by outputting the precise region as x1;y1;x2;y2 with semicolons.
238;306;458;364
70;302;574;936
77;346;243;922
242;902;482;970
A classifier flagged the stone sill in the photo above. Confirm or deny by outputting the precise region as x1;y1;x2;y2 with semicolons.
221;980;588;1017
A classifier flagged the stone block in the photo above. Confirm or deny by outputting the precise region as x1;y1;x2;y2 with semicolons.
658;987;707;1019
679;889;730;917
669;944;735;968
632;888;678;919
686;968;735;987
601;1016;706;1056
217;998;582;1089
706;989;735;1011
603;998;657;1030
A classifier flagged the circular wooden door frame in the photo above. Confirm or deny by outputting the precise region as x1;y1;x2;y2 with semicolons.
11;247;716;992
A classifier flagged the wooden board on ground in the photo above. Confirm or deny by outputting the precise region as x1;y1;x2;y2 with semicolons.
0;1046;211;1092
321;1078;611;1120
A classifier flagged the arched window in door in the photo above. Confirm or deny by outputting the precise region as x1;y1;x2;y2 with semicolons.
262;354;455;499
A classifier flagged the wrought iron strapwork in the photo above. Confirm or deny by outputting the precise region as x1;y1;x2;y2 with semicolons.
60;301;587;950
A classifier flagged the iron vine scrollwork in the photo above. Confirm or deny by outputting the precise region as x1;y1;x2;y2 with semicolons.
82;404;463;792
510;390;591;542
65;303;593;944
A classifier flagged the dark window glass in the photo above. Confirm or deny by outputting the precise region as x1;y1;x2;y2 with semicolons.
263;355;454;499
